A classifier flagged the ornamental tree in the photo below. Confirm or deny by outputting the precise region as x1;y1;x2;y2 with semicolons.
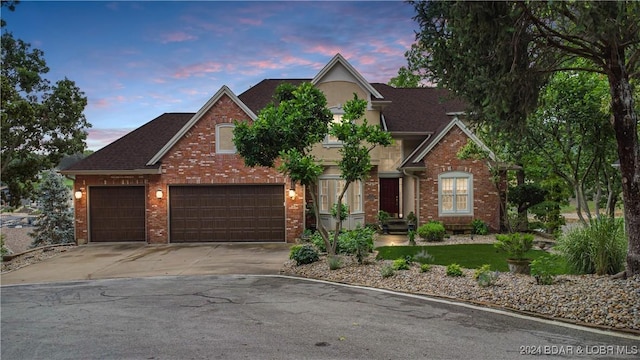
29;170;75;247
233;83;391;255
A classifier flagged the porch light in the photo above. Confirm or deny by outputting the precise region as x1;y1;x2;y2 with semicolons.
156;189;164;199
288;179;296;200
74;188;83;200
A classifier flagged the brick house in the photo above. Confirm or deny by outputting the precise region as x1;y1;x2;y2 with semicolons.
62;54;504;245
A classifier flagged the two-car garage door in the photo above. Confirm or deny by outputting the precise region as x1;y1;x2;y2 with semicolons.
88;185;285;243
169;185;285;243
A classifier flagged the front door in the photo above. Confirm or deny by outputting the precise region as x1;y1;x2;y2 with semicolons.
379;178;400;216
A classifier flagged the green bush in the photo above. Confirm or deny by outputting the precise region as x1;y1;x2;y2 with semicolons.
392;257;411;270
474;264;498;287
310;231;327;252
530;254;566;285
408;230;416;246
0;234;8;257
339;226;375;263
471;219;489;235
380;264;395;278
446;263;464;277
289;244;320;266
557;218;626;275
417;221;445;242
328;256;343;270
494;233;534;260
420;263;432;273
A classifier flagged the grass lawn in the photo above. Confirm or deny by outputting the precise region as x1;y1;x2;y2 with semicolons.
376;244;550;272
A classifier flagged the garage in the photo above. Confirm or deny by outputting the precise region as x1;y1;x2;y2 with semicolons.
169;185;285;243
89;186;146;242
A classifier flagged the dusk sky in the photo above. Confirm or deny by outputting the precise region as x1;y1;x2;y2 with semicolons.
3;1;419;151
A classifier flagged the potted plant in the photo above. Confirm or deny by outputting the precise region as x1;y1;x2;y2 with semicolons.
406;211;417;232
377;210;390;234
494;232;534;274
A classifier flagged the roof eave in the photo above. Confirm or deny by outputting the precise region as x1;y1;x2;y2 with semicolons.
60;168;162;176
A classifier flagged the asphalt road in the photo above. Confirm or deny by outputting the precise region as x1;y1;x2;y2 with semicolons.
2;275;638;360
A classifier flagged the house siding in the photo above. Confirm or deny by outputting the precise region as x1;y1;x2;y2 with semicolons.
418;126;501;231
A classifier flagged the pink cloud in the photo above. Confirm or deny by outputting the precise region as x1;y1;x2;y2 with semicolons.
159;31;197;44
238;18;262;26
172;61;224;79
86;128;134;151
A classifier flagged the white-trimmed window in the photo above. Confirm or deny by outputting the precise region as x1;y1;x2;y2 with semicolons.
439;172;472;215
318;178;363;214
325;109;344;145
216;124;236;154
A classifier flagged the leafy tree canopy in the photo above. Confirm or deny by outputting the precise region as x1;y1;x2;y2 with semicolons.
1;2;91;206
409;0;640;276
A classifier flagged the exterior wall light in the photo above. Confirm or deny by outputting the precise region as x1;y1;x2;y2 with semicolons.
74;188;83;200
288;179;296;200
156;189;164;199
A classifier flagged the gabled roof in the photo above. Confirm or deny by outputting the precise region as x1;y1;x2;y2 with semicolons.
312;53;384;99
372;84;467;133
147;85;255;165
61;113;194;175
399;117;496;170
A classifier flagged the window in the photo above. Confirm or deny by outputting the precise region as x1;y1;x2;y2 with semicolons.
319;180;329;212
325;112;344;145
439;172;472;215
216;124;236;154
318;178;363;214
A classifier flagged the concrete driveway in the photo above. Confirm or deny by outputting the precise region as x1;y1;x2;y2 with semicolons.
0;242;291;285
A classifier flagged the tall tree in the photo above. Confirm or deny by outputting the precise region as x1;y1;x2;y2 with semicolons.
409;1;640;276
1;2;91;206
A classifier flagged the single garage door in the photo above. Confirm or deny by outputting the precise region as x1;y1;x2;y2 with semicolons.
89;186;146;242
170;185;285;243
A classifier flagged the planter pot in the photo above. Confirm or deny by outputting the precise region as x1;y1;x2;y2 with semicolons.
506;258;531;275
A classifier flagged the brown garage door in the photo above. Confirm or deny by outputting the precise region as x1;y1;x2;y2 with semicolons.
170;185;285;243
89;186;146;242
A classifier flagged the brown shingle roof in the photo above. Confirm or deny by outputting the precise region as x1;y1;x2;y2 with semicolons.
239;79;309;114
372;83;467;133
61;113;194;173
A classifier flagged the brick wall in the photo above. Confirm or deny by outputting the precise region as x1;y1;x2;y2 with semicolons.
73;94;304;245
418;126;501;231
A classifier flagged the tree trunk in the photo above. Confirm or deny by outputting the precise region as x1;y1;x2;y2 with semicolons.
606;49;640;276
516;167;528;232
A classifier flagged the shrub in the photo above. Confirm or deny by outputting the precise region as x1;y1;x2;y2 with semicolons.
530;254;565;285
289;244;320;266
393;257;411;270
310;231;327;252
474;264;498;287
0;234;8;256
328;256;343;270
417;221;446;242
380;264;395;278
557;218;626;275
494;233;534;260
471;219;489;235
446;263;464;277
420;263;432;273
408;230;416;246
413;248;434;264
30;170;75;248
339;226;375;263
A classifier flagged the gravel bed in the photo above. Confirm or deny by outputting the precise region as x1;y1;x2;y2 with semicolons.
282;255;640;333
1;245;75;273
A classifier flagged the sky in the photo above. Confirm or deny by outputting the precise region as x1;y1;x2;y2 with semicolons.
3;1;419;151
